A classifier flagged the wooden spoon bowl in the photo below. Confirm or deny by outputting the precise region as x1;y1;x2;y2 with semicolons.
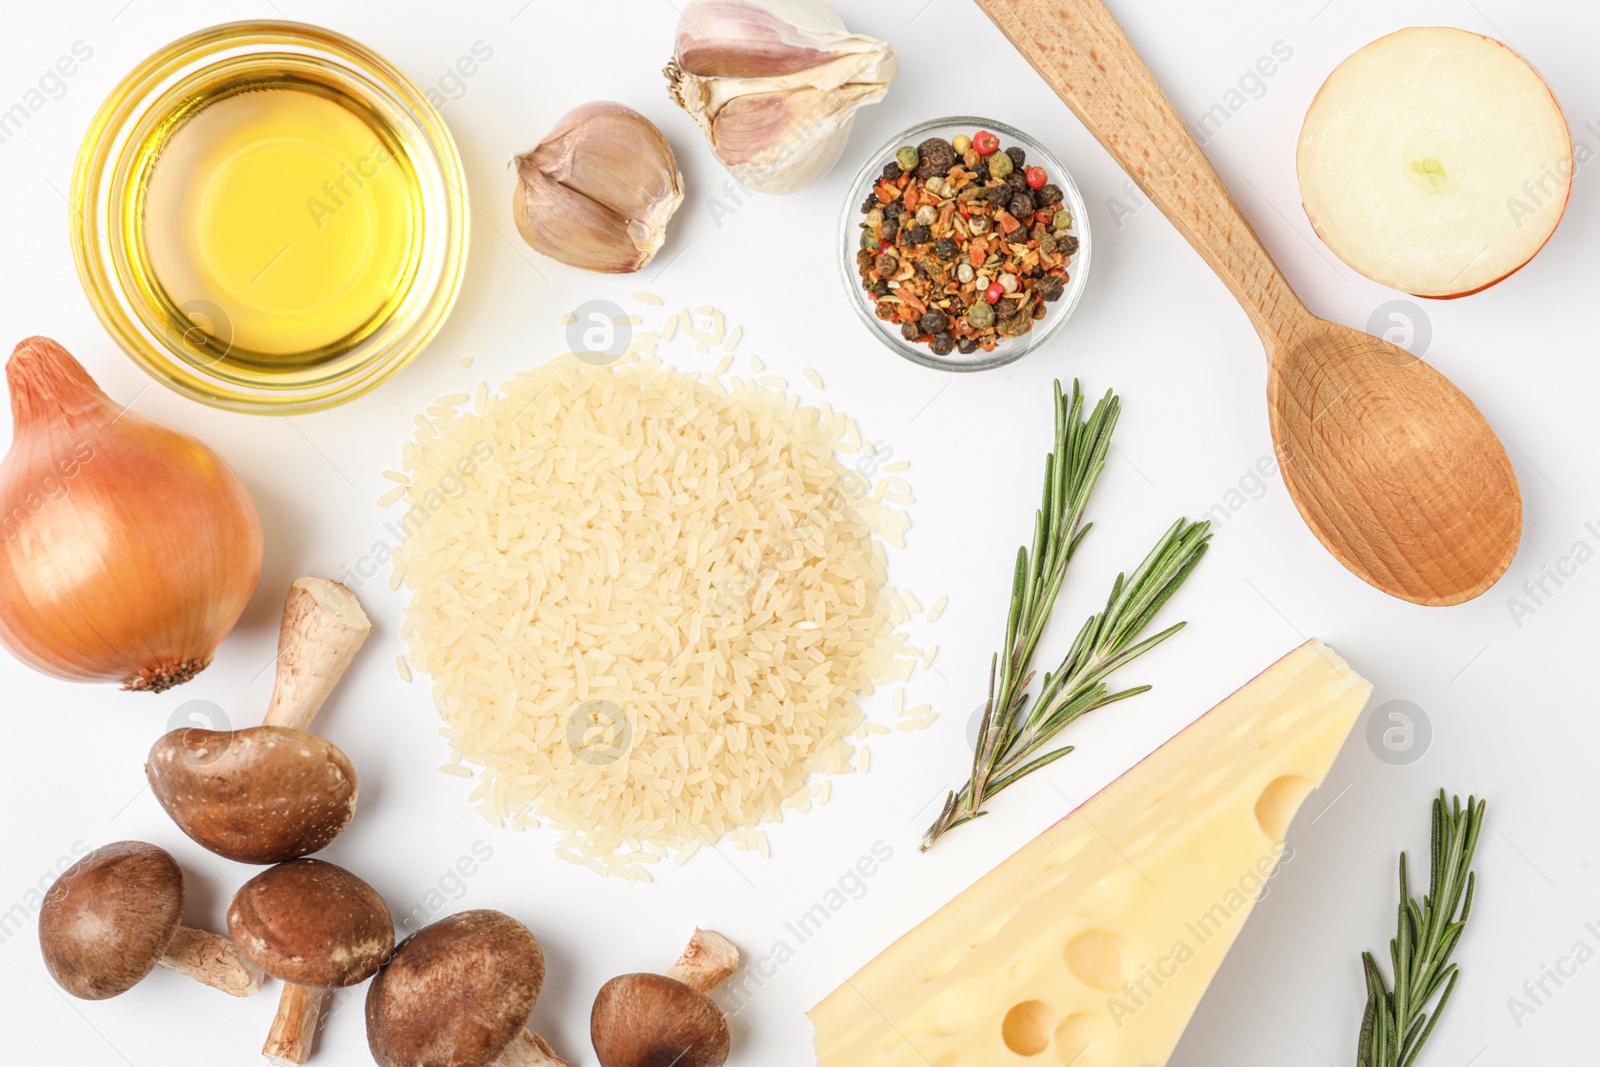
976;0;1522;605
1268;315;1519;604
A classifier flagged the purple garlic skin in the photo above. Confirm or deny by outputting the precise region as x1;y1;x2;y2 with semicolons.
667;0;898;194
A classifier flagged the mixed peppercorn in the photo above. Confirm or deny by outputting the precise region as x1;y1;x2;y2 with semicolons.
856;130;1078;356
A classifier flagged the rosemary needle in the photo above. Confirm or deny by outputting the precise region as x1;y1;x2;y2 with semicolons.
1358;790;1486;1067
921;380;1210;850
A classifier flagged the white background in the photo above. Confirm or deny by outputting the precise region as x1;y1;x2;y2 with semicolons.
2;1;1596;1064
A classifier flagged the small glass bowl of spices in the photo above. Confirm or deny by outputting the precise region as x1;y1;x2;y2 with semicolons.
839;117;1090;372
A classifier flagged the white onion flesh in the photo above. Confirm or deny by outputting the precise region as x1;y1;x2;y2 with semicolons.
1297;27;1572;297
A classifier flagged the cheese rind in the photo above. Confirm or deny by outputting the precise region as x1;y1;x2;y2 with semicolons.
809;639;1371;1065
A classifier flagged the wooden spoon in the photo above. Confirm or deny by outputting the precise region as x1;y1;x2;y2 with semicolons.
974;0;1521;605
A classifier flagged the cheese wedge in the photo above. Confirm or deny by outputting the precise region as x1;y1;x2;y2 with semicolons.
810;639;1370;1065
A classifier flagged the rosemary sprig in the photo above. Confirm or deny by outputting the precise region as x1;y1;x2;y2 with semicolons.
920;381;1210;850
1358;791;1487;1067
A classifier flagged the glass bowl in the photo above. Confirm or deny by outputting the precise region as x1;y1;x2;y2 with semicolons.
71;21;469;414
838;116;1091;373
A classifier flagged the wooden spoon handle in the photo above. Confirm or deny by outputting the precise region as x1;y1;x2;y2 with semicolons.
973;0;1306;341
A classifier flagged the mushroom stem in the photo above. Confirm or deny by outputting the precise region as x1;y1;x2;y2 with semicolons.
496;1029;570;1067
262;983;330;1066
263;578;373;732
664;929;740;995
158;926;264;997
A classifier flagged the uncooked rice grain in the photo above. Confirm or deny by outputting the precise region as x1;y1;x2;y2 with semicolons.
396;353;913;865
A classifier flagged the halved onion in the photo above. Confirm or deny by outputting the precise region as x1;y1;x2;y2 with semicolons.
1297;27;1572;298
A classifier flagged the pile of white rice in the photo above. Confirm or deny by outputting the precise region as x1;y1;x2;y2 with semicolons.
394;354;917;872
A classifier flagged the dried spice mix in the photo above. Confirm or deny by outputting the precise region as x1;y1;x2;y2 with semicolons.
855;130;1078;356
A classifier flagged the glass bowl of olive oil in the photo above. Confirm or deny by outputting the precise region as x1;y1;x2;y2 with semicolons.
72;21;469;414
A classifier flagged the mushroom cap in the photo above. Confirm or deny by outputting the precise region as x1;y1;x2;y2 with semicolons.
147;725;358;864
38;841;183;1000
366;910;545;1067
591;973;730;1067
227;858;393;988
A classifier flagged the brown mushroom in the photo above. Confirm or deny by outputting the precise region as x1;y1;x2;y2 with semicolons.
147;726;357;863
591;929;740;1067
366;910;568;1067
229;858;395;1065
39;841;262;1000
147;579;371;863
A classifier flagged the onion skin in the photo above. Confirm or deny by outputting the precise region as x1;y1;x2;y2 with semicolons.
0;337;263;692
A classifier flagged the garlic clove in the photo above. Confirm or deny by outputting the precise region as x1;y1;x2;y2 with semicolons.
705;83;890;195
667;0;897;194
513;161;658;275
513;102;684;275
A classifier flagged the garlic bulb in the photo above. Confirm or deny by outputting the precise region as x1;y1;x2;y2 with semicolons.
666;0;898;194
513;102;685;274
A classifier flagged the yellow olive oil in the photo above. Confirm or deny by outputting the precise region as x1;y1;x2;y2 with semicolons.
131;70;425;373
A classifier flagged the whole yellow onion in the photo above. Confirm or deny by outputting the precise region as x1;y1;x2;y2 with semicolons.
0;337;263;691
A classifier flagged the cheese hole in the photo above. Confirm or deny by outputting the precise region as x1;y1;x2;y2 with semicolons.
1259;709;1306;750
1221;719;1254;746
969;907;1020;948
1043;835;1091;871
919;945;967;984
1270;708;1303;738
1071;873;1131;921
1145;772;1190;807
1255;775;1313;841
1054;1011;1114;1066
1193;766;1230;796
1001;1000;1053;1056
1063;929;1132;991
